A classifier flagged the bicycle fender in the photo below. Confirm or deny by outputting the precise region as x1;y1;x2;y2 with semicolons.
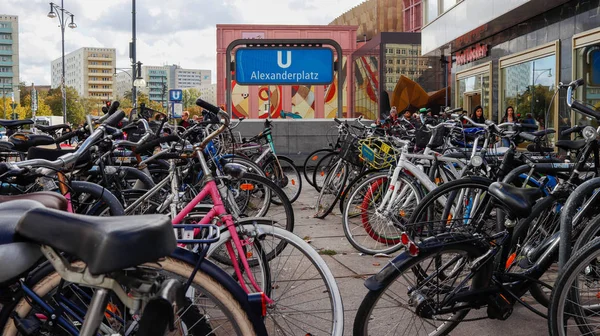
170;248;269;336
364;232;489;291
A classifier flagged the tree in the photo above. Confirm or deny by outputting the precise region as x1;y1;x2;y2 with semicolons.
44;87;85;125
182;88;201;109
137;91;149;107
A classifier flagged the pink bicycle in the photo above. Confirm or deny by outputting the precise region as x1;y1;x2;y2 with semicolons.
167;100;344;336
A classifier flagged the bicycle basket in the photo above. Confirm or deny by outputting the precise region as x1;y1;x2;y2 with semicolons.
339;136;362;166
427;127;448;149
358;137;399;169
415;127;432;149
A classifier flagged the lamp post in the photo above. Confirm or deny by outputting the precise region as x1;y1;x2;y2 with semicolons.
47;1;77;124
133;61;146;108
130;0;137;109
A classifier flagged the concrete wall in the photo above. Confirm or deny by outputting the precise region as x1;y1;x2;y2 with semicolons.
229;119;371;165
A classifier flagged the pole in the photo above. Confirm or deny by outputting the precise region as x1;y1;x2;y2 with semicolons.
60;0;67;124
2;86;5;120
131;0;137;109
530;61;535;119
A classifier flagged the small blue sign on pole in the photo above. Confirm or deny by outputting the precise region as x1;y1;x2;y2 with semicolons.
169;89;183;102
235;48;334;85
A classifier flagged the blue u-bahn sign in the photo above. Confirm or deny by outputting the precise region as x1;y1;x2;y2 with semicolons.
235;48;334;85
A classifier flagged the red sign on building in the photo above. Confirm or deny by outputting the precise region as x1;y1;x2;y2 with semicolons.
455;44;489;66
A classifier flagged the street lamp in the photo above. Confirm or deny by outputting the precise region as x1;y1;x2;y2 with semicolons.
132;61;146;108
48;1;77;124
530;67;552;118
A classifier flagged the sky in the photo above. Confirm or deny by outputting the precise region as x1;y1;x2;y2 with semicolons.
2;0;366;86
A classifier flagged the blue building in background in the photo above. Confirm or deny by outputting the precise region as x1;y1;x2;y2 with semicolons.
0;15;19;105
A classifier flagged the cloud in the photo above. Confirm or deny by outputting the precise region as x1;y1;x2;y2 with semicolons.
3;0;365;86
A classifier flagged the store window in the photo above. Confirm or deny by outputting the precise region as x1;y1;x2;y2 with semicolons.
499;42;558;145
456;64;491;121
573;28;600;130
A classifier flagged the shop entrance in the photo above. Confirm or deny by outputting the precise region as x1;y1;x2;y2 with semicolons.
463;91;481;115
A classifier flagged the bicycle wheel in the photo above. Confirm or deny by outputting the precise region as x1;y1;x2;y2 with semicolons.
0;257;259;336
342;171;422;255
208;224;344;336
263;155;302;204
314;158;349;219
353;241;491;336
312;151;338;192
507;195;563;308
338;167;382;215
303;148;334;190
548;237;600;336
408;176;495;239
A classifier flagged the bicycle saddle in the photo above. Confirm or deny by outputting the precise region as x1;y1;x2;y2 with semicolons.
16;206;176;275
0;119;34;129
488;182;543;218
0;200;47;283
36;124;70;132
0;192;67;211
555;140;586;151
9;133;55;152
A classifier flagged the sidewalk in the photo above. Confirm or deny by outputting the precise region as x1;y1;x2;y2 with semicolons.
292;186;547;335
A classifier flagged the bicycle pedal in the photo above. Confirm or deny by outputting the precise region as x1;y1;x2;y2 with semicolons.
486;293;513;320
12;313;41;335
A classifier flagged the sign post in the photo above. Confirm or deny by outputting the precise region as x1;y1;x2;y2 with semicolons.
169;89;183;120
226;39;344;118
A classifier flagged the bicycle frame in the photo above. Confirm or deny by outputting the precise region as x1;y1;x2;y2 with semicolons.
171;148;272;302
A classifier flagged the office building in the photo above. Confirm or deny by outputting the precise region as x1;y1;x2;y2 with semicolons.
196;83;217;106
114;70;132;100
51;47;116;101
421;0;598;134
0;15;19;104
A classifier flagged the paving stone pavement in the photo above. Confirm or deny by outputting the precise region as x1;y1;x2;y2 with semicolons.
292;184;548;336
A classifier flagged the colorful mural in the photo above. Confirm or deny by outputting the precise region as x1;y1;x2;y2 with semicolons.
257;85;283;119
353;55;379;120
291;85;315;118
324;57;349;118
231;80;250;119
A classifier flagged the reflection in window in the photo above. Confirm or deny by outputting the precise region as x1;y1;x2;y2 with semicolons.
501;55;556;133
573;43;600;132
457;72;490;121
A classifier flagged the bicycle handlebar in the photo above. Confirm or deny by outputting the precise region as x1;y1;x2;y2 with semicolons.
567;79;600;120
195;98;230;150
0;110;126;173
561;125;584;136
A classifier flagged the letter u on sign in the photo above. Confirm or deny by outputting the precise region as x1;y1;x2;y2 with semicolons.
277;51;292;69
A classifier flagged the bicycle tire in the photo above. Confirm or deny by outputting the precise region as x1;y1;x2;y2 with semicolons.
408;176;494;238
342;171;422;255
263;155;302;204
338;167;382;215
548;237;600;336
303;148;334;190
208;223;344;336
0;256;260;336
508;195;563;308
353;241;491;336
315;158;348;219
312;151;339;193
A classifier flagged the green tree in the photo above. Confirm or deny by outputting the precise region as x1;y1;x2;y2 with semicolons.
137;91;149;107
182;88;201;109
44;87;85;124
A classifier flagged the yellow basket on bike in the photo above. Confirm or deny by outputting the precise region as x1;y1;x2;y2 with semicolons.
358;137;399;169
